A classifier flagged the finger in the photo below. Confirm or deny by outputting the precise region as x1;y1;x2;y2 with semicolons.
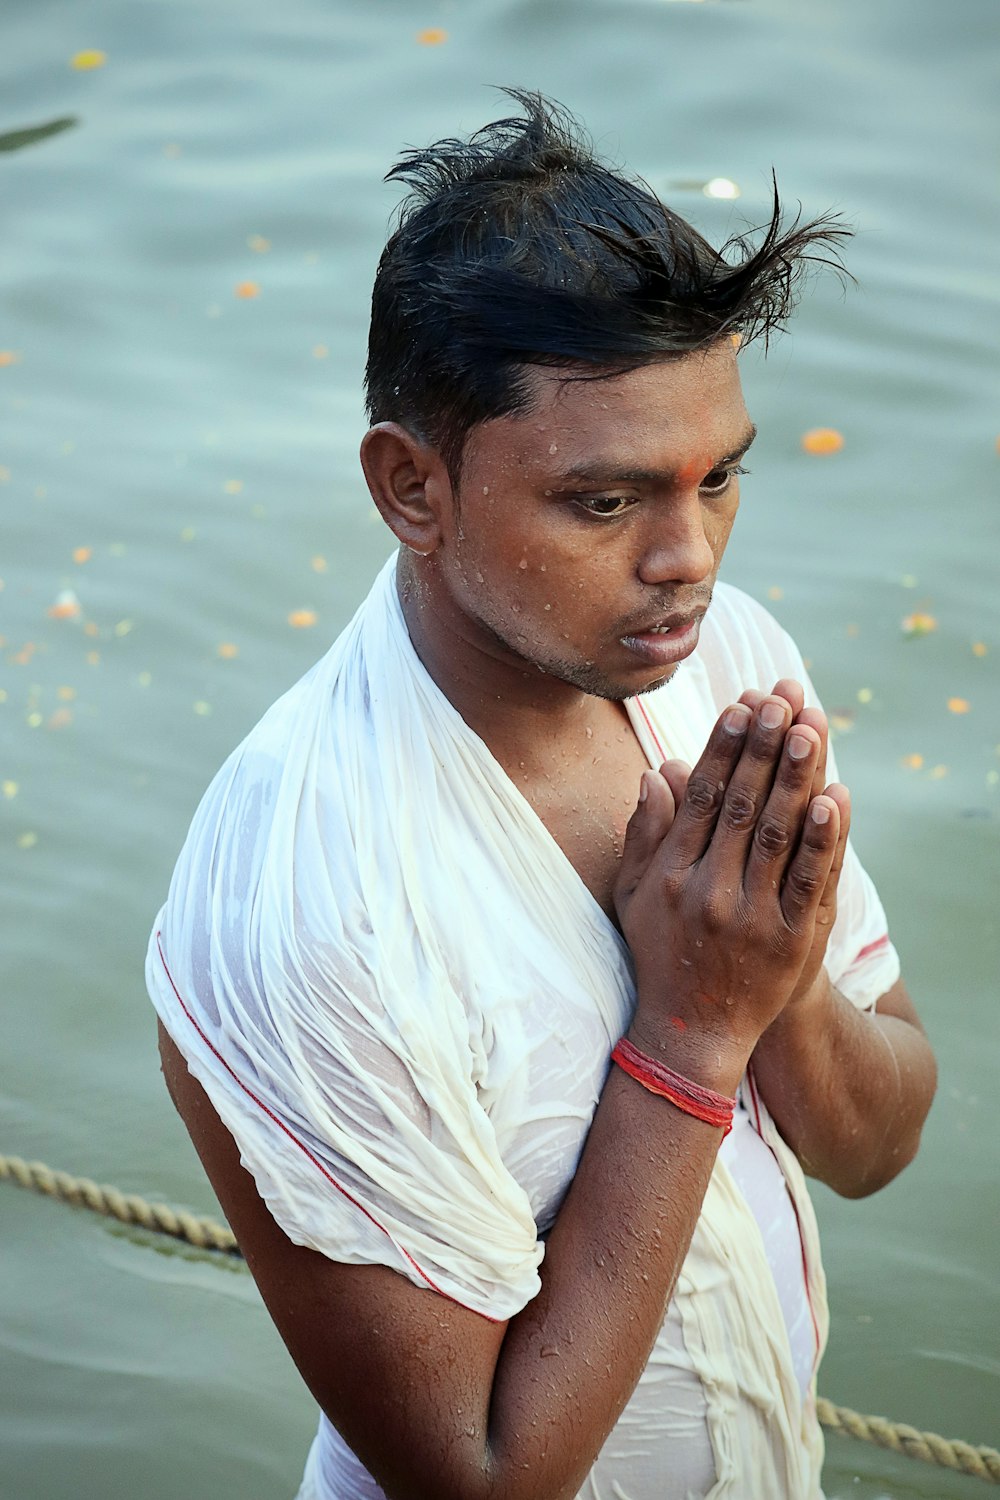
738;688;766;711
780;795;841;932
616;769;678;902
812;781;851;928
698;696;800;877
659;758;690;809
739;717;823;902
792;704;829;800
658;704;752;869
771;677;806;719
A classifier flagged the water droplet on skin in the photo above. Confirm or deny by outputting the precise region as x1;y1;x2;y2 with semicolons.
549;443;558;454
695;939;704;948
585;727;593;738
475;571;484;583
544;603;551;610
518;558;528;570
482;486;489;495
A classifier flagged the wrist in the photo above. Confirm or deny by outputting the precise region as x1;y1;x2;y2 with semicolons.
626;1009;748;1098
755;970;834;1063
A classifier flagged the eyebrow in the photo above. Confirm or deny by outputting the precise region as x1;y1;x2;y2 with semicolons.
555;422;758;488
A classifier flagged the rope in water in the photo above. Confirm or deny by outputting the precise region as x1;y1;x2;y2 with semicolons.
4;1151;999;1484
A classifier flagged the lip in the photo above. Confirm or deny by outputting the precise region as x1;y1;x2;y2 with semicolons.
619;615;702;667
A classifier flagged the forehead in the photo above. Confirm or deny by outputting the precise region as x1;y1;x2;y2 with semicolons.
465;345;749;476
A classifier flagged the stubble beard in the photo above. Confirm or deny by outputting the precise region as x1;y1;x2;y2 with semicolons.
471;607;682;703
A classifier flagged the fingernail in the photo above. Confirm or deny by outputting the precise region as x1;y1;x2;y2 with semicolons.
760;701;785;730
638;774;649;803
724;705;751;734
811;801;831;824
787;732;812;760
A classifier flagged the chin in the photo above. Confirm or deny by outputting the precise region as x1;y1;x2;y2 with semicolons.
551;658;682;702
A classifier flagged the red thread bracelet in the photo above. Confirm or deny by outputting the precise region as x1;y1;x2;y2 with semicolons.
611;1037;736;1136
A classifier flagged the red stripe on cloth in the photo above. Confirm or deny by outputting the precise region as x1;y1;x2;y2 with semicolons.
156;931;502;1324
634;698;667;763
851;933;890;965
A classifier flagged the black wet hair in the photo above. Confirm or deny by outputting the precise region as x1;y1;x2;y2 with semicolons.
365;88;851;481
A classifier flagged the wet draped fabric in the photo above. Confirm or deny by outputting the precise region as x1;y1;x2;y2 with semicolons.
146;555;900;1500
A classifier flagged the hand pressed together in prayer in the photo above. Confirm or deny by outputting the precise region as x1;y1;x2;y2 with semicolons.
614;679;849;1080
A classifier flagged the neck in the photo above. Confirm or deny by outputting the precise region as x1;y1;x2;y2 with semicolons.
394;550;631;771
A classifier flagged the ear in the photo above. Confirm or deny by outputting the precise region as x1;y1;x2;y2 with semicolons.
359;423;453;556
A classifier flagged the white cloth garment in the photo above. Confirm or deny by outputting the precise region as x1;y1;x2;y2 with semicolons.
147;555;900;1500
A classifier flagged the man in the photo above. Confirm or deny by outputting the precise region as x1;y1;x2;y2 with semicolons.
149;92;936;1499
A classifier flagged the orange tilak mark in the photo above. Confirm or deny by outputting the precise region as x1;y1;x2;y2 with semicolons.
669;1016;688;1032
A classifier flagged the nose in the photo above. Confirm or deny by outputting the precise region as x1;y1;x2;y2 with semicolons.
636;495;717;587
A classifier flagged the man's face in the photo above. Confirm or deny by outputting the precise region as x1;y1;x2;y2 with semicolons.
436;341;755;702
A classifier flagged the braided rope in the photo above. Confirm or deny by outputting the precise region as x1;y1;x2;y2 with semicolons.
4;1151;998;1481
816;1398;1000;1483
0;1152;241;1256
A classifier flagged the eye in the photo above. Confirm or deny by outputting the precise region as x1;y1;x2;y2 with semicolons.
574;494;637;518
700;464;749;495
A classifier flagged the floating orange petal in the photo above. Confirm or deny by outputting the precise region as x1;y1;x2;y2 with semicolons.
801;428;844;456
972;641;988;658
417;27;449;44
312;344;329;359
288;609;318;629
235;281;261;299
901;611;937;637
47;707;73;730
217;642;239;659
48;590;82;620
0;351;20;367
71;49;106;69
311;555;328;573
947;697;971;714
73;545;93;564
11;643;36;665
900;754;924;771
766;585;783;601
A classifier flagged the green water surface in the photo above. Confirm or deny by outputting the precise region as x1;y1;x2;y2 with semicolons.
1;2;998;1496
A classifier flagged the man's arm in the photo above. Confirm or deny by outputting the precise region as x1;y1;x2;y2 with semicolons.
748;973;937;1198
